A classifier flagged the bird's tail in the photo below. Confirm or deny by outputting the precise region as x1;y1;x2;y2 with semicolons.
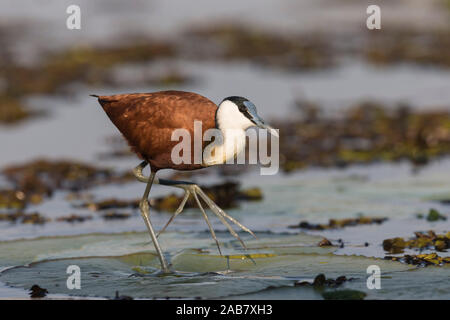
90;94;119;106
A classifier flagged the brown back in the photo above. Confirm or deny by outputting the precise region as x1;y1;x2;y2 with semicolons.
97;90;218;171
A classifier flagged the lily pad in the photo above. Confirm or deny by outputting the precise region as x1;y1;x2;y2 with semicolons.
0;231;421;299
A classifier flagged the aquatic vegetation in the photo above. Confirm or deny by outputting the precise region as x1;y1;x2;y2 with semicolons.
383;231;450;254
5;41;176;97
0;190;27;210
295;274;354;288
21;212;50;224
2;159;133;201
289;216;387;230
56;214;93;223
417;208;448;222
0;211;25;223
78;198;140;211
0;211;49;224
0;95;33;125
74;182;262;214
385;253;450;267
0;160;135;221
364;29;450;68
318;238;333;247
275;102;450;172
185;24;334;70
152;182;263;212
0;36;177;126
102;212;132;220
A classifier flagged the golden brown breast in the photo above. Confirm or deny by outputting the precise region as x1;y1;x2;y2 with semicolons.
96;90;218;171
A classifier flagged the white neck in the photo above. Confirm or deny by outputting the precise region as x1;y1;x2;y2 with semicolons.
203;128;247;166
203;100;254;166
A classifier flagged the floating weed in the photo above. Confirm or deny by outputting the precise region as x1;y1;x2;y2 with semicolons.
102;212;132;220
75;181;262;213
420;208;447;222
385;253;450;267
364;29;450;68
295;273;357;300
77;198;140;211
185;24;334;71
383;231;450;254
2;159;133;204
21;212;50;225
5;41;176;97
275;102;450;172
318;238;333;247
0;96;33;125
0;190;27;210
0;211;49;224
151;181;263;212
56;214;93;223
0;37;177;127
289;216;387;230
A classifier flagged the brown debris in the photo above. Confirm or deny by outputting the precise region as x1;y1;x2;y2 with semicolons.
289;216;388;230
0;189;28;210
79;198;140;212
2;159;133;205
21;212;49;224
29;285;48;298
295;274;353;288
383;231;450;254
318;238;333;247
0;211;49;224
364;29;450;68
275;102;450;172
56;214;93;223
185;24;334;70
102;212;132;220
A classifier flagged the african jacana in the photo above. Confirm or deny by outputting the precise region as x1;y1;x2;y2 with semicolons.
93;90;277;273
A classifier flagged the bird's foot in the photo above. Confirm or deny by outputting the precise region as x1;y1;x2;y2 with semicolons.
157;183;257;254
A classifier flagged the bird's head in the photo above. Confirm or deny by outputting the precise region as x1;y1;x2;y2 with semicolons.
216;96;278;137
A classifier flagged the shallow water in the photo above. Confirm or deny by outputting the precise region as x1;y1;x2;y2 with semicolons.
0;156;449;298
1;58;450;298
1;0;450;300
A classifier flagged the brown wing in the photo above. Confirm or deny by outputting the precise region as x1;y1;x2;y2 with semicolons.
96;90;217;171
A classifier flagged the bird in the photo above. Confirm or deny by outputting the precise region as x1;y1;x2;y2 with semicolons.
92;90;277;273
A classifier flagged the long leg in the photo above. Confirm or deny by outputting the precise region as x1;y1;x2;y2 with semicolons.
192;192;222;255
156;190;190;237
139;171;170;273
133;161;256;250
195;186;248;249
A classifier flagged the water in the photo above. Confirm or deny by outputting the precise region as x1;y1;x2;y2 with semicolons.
1;0;449;299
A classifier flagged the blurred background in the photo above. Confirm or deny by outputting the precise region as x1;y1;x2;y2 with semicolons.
0;0;449;299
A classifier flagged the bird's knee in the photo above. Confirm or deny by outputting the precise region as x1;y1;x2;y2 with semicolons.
139;200;150;213
133;161;149;181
